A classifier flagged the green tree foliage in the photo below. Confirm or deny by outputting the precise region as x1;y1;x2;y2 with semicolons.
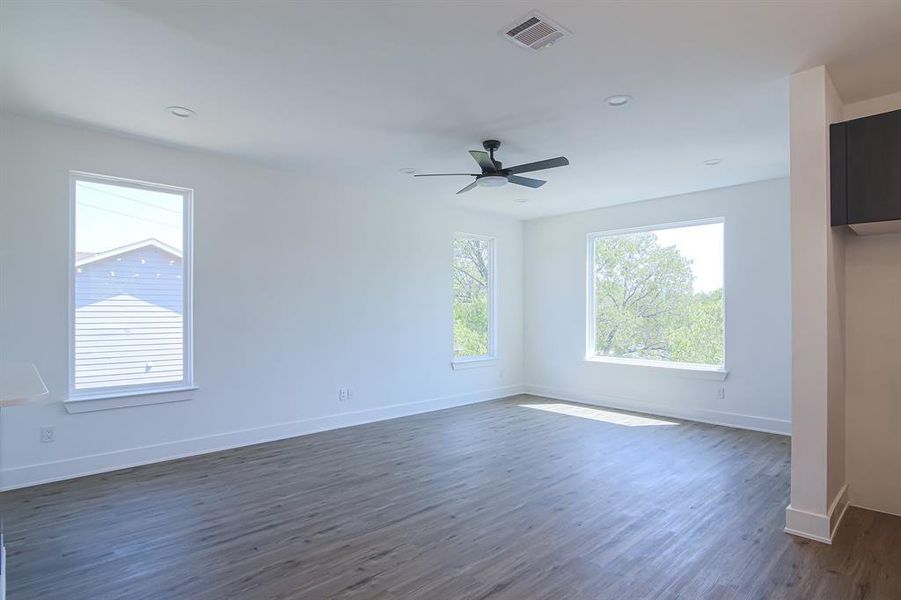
668;288;724;365
454;238;490;357
593;232;723;365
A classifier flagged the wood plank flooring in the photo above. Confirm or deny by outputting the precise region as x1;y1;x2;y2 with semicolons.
2;395;899;599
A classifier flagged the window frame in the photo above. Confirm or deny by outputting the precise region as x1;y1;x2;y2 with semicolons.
585;217;727;376
67;171;195;403
451;232;497;367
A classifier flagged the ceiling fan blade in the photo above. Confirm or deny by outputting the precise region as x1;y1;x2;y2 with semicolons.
414;173;478;177
508;175;546;188
456;181;479;194
505;156;569;175
469;150;497;172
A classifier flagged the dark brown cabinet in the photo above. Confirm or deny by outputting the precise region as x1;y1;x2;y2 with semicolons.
831;108;901;233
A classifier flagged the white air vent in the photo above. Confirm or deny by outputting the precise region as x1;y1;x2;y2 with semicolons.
501;11;570;52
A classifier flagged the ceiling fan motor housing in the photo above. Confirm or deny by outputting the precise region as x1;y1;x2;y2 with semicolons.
482;140;502;169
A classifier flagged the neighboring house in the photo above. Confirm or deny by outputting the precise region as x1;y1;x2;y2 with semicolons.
74;238;183;390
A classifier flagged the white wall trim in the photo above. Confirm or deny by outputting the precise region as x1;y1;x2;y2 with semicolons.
64;386;198;413
784;505;832;543
1;385;523;491
784;483;849;544
451;358;498;370
522;384;791;435
585;217;726;371
848;501;901;519
582;357;728;381
68;171;195;400
829;484;850;539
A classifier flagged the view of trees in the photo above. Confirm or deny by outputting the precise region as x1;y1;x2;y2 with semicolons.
593;231;724;365
453;237;491;357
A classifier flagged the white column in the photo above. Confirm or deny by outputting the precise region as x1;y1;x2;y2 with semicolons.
785;65;848;543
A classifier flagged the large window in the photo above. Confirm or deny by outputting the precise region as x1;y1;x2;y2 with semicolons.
453;234;495;361
588;219;724;368
70;173;193;397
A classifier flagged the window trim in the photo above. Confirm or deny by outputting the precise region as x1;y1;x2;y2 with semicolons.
67;171;195;405
585;217;726;372
451;232;497;366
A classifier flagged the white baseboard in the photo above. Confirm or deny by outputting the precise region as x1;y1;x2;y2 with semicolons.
847;501;901;519
522;384;791;435
784;506;832;543
0;385;524;491
830;485;850;538
784;483;849;544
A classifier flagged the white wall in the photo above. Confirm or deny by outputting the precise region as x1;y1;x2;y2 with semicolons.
844;234;901;516
522;178;792;434
0;114;524;489
842;91;901;517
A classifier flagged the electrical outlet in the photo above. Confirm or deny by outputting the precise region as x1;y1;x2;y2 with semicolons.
40;427;55;443
338;388;347;401
346;388;354;400
718;386;726;399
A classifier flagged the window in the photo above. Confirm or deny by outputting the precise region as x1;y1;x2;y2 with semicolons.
453;234;495;361
70;172;193;398
588;219;724;369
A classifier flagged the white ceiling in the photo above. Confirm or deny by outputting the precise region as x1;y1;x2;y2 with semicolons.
2;1;900;219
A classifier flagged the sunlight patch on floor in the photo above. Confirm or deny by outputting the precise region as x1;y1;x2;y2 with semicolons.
519;402;678;427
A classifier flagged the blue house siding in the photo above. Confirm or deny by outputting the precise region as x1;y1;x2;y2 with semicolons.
74;245;184;389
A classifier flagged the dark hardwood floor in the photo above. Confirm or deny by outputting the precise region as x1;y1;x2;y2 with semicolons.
2;395;899;599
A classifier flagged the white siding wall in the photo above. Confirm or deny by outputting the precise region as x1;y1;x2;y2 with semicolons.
74;246;183;389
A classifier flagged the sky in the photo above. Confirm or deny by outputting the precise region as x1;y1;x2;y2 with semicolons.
653;222;724;293
75;180;184;253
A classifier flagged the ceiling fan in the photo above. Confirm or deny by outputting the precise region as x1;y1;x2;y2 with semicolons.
414;140;569;194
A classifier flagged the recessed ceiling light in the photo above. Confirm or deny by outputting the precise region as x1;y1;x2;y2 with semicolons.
514;198;529;204
166;106;195;118
399;168;416;174
604;94;632;107
703;158;723;166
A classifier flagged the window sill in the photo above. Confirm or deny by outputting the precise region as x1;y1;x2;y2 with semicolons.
584;356;728;381
64;385;197;414
451;357;498;371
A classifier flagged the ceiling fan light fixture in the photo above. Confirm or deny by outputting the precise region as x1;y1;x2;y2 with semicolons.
476;175;508;188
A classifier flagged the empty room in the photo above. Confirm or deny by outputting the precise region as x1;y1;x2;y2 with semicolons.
1;1;900;599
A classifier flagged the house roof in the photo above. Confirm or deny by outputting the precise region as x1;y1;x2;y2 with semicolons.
75;238;182;267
